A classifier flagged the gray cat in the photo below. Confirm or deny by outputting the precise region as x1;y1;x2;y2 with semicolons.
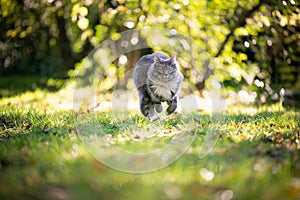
133;52;183;121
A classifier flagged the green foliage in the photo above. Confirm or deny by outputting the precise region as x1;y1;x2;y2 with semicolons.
231;0;300;102
1;0;299;103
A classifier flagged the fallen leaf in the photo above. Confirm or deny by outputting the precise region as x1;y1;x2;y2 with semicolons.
276;132;282;137
169;114;180;119
22;122;32;129
163;129;172;134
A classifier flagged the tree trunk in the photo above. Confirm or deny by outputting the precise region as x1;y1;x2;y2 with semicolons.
56;15;73;77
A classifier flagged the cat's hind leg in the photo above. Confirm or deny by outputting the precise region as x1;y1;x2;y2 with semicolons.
139;91;160;121
166;96;178;115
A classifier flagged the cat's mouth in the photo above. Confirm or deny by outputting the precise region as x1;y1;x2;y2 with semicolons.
159;75;174;81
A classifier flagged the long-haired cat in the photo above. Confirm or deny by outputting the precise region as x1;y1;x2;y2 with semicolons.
133;52;183;121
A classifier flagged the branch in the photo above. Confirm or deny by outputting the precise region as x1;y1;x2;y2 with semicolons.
215;0;265;58
195;0;266;92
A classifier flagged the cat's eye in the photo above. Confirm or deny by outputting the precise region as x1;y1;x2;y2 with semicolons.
158;68;164;73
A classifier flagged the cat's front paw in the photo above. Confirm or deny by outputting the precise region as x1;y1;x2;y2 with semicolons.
149;113;161;122
166;104;177;115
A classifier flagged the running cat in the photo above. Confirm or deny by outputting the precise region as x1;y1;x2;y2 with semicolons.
133;52;183;121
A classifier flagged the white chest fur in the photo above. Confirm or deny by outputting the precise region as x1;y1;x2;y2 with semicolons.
151;84;173;100
147;69;183;101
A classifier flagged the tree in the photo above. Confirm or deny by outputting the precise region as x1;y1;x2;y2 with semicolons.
1;0;299;104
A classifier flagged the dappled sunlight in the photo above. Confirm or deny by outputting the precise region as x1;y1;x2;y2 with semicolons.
1;0;299;199
199;168;215;181
0;82;286;116
0;81;221;115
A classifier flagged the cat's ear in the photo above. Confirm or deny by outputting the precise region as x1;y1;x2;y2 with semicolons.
154;54;161;63
170;55;176;63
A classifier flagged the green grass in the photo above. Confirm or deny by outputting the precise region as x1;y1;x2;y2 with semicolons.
0;101;300;199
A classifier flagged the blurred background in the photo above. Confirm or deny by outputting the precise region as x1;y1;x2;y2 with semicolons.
0;0;299;107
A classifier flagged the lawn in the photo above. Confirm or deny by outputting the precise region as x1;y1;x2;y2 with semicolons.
0;90;299;200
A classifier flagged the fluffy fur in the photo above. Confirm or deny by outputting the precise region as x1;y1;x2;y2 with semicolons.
133;52;183;121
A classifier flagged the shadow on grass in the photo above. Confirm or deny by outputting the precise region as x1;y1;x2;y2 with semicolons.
0;75;66;98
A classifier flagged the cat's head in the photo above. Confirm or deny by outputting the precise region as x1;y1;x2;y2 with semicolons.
152;54;178;81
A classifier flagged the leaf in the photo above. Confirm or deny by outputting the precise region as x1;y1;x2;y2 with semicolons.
163;129;172;135
76;98;90;114
22;122;32;129
169;114;180;119
237;117;248;123
275;132;282;137
88;102;102;112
